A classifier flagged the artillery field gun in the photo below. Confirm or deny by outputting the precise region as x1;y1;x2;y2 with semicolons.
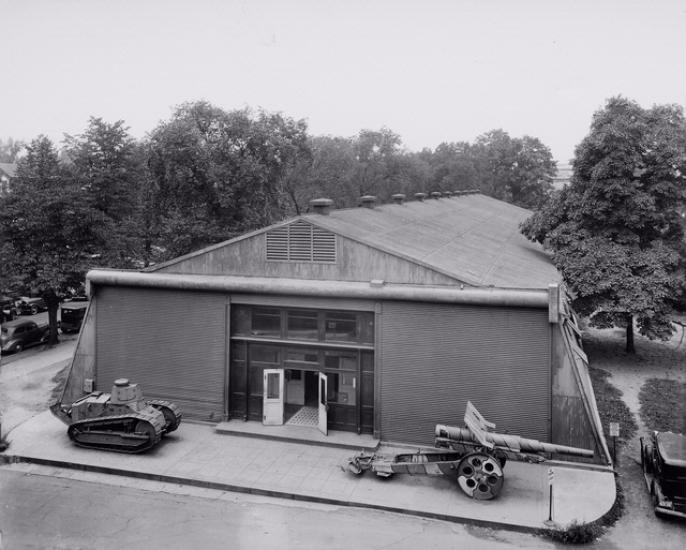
51;378;181;453
344;401;593;500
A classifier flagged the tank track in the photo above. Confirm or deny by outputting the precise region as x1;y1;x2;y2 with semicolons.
67;412;163;453
148;399;182;433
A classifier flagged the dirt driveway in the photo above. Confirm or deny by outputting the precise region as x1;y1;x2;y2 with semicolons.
0;337;76;438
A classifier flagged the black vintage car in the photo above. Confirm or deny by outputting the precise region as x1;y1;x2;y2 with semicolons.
641;431;686;519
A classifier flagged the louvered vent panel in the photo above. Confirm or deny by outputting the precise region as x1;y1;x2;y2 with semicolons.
289;221;313;261
266;227;289;260
313;228;336;262
265;221;336;263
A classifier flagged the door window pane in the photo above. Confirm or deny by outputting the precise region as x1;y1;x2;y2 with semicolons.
287;310;319;340
266;372;280;399
320;377;327;406
252;308;281;337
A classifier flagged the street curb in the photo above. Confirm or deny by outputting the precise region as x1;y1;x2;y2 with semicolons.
0;453;543;535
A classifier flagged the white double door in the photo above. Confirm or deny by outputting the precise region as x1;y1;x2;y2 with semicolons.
263;369;328;435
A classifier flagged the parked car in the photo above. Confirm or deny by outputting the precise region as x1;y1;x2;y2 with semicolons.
60;300;89;333
0;318;50;353
18;297;48;315
641;431;686;519
1;296;19;322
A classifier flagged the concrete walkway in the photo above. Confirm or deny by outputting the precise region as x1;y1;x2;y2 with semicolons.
1;410;616;532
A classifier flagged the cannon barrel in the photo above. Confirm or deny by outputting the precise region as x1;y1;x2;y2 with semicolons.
435;424;594;458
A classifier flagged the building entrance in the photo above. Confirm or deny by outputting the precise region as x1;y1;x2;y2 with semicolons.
229;304;375;434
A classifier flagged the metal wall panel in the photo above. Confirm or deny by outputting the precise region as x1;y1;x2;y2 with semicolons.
95;286;226;421
379;301;551;445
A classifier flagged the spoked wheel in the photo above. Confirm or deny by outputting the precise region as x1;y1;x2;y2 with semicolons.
456;452;504;500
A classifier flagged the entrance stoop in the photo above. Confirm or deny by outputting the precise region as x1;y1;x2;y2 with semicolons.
215;420;379;451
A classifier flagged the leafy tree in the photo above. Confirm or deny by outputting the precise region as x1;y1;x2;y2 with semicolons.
147;101;311;259
63;118;147;268
351;128;402;199
429;142;479;192
0;137;24;162
473;130;556;208
522;97;686;353
0;136;107;344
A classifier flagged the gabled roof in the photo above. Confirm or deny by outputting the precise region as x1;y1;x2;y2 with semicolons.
150;193;559;290
301;194;558;289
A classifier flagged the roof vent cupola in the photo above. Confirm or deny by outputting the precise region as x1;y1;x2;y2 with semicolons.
359;195;377;209
310;197;333;215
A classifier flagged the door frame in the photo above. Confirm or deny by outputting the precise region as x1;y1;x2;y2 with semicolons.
263;368;285;425
318;371;328;435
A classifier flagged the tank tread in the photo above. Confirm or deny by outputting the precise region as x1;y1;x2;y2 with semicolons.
67;413;162;453
148;400;182;433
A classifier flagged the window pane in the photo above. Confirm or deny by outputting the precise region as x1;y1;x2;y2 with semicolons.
338;372;356;406
251;344;280;364
231;341;246;360
361;351;374;373
324;312;357;341
252;308;281;337
287;310;318;340
286;349;319;364
231;306;251;335
324;350;357;370
266;372;280;399
320;377;327;405
358;312;375;343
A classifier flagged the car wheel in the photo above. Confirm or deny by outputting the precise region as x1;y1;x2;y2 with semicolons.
30;305;38;315
15;343;23;353
642;444;654;474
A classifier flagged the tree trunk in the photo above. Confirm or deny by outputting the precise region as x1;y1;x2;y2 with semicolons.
625;314;635;354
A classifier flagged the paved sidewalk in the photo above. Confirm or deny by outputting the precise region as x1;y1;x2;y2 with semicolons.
1;410;616;532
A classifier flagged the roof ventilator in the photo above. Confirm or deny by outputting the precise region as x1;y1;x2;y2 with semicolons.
414;192;427;202
391;193;406;205
359;195;377;209
310;197;333;215
430;191;442;199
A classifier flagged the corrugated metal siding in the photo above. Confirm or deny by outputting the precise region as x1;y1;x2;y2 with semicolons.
95;286;226;422
380;301;551;445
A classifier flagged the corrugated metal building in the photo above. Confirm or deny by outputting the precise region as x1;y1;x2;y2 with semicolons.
60;192;610;463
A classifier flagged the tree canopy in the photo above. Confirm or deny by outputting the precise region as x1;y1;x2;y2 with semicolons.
0;136;109;343
521;97;686;353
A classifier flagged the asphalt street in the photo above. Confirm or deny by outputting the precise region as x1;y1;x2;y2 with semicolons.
0;466;558;550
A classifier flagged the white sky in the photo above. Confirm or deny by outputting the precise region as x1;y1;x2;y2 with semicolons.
3;0;686;163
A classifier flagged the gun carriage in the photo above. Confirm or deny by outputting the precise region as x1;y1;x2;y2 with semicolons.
344;402;593;500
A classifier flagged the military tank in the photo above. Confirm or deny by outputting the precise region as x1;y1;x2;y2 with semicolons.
51;378;181;453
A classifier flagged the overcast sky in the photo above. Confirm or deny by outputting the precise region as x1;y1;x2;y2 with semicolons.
3;0;686;163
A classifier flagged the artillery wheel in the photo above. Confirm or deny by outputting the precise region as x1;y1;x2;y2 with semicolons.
345;460;363;475
456;452;504;500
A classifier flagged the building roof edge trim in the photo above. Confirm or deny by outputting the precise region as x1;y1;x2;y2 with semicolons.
86;270;549;309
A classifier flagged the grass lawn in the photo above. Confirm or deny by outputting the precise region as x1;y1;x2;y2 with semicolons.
639;378;686;433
